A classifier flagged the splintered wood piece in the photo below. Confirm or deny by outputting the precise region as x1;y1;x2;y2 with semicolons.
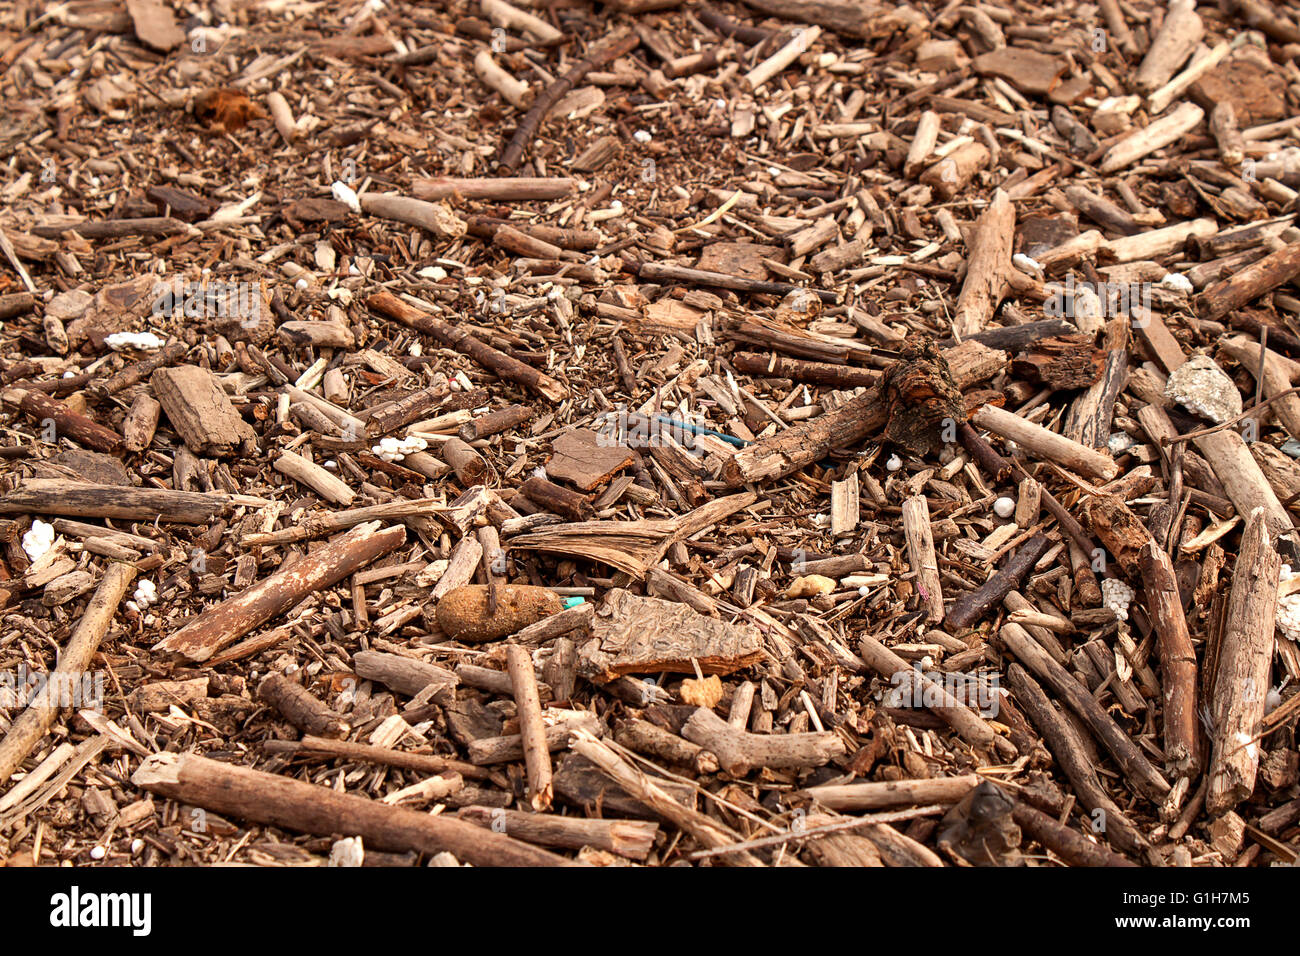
902;495;944;622
506;644;554;811
1196;241;1300;321
799;774;980;811
580;589;764;682
352;650;458;700
830;471;859;537
131;752;567;866
1208;508;1281;815
151;365;255;456
1135;0;1203;94
520;475;593;520
1100;102;1205;174
882;338;965;457
154;522;406;661
0;562;135;786
546;428;635;491
953;189;1014;337
1010;335;1106;390
1138;542;1200;777
681;706;844;775
1192;427;1291;537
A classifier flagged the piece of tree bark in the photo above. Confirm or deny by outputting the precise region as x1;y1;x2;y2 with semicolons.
1208;508;1281;815
1135;0;1203;94
151;365;255;457
131;751;567;866
0;562;135;786
154;522;406;661
258;672;349;739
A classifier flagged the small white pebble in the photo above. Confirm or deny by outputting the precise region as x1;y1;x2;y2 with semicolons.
993;496;1016;519
294;277;309;291
22;519;55;561
130;838;144;855
886;454;903;472
1159;272;1193;293
1012;253;1043;275
89;845;106;860
633;129;652;144
105;331;164;352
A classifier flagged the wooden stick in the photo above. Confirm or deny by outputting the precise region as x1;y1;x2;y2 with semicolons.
274;450;355;505
1192;427;1291;536
1134;0;1203;95
615;718;719;774
799;774;981;811
414;177;574;202
1006;663;1148;855
500;32;639;172
680;706;844;775
1;389;121;452
1196;241;1300;321
1138;541;1201;777
568;728;763;866
971;403;1118;481
457;806;658;860
0;562;135;786
858;635;1013;757
506;644;553;811
473;50;532;108
953;189;1014;337
1012;802;1138;867
154;522;406;661
258;672;349;739
360;194;466;239
744;24;819;90
131;751;569;866
904;110;941;179
0;479;243;524
267;735;490;781
946;534;1052;631
1100;101;1204;174
901;495;943;622
368;292;567;401
998;622;1170;803
1208;507;1281;815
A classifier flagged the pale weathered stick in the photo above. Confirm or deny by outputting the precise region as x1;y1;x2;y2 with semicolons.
1138;541;1200;777
1134;0;1203;94
1208;507;1281;815
131;752;568;866
0;562;135;786
744;24;820;90
901;495;943;621
971;403;1118;481
680;706;844;775
1100;101;1204;174
798;774;980;810
506;644;553;811
457;806;658;860
154;522;406;661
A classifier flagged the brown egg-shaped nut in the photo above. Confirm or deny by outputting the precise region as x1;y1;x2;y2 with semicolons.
435;585;564;643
